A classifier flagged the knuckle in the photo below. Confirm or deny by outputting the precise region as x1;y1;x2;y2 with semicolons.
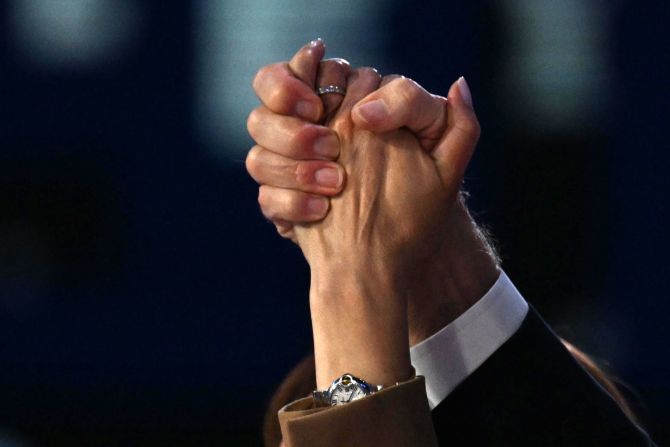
321;58;351;76
257;186;269;208
357;66;382;80
245;146;263;175
274;219;294;238
473;118;482;138
454;118;481;145
246;107;263;138
380;74;402;86
395;76;413;90
460;115;481;138
329;57;351;69
252;65;272;91
269;82;304;115
291;124;318;157
259;187;306;222
293;161;313;185
267;86;289;112
332;59;351;77
397;77;422;104
258;187;277;219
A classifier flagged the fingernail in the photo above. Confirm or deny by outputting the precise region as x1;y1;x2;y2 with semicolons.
307;197;328;215
314;167;342;188
309;38;324;47
296;100;318;121
457;76;473;107
354;99;389;123
313;134;339;158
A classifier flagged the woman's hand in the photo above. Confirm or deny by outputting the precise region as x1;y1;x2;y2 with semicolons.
247;40;350;241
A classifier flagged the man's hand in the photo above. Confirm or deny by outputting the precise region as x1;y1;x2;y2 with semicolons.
247;43;499;361
296;72;479;275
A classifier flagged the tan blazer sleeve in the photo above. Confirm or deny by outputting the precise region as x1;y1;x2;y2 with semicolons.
278;376;438;447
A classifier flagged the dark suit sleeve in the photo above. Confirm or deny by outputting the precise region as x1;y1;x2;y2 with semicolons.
431;306;654;446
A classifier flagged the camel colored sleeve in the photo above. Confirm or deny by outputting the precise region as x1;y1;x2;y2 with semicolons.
278;376;438;447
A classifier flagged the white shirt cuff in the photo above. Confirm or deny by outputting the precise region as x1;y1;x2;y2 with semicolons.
409;271;529;409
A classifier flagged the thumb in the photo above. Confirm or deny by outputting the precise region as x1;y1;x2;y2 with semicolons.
432;76;480;192
351;77;447;149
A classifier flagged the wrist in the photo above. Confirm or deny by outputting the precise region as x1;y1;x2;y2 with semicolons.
309;267;411;390
406;199;500;345
309;259;406;305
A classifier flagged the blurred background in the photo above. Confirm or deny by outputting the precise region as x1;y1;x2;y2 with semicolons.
0;0;668;445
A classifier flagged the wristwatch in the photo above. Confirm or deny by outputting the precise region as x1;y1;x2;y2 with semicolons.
313;373;385;407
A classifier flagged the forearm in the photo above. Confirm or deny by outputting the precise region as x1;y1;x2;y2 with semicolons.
310;263;412;389
308;199;500;390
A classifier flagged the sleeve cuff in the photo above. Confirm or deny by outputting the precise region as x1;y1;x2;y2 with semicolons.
278;376;438;447
410;270;529;408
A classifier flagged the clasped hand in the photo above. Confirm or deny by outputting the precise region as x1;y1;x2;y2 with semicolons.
247;41;488;388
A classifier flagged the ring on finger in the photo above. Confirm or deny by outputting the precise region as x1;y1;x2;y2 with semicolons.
316;85;347;96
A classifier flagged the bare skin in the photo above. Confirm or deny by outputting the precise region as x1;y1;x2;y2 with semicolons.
247;42;499;388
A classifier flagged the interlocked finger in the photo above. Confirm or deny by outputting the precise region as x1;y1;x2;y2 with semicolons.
258;185;330;223
247;106;340;160
246;146;345;195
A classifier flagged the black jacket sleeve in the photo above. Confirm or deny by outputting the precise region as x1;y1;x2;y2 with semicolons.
431;307;654;446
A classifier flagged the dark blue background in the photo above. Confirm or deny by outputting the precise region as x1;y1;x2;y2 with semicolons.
0;1;668;445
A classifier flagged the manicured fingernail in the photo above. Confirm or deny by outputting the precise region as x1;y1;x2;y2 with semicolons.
457;76;473;107
313;134;339;158
354;99;389;123
309;38;324;47
307;197;328;215
296;100;318;121
315;167;342;188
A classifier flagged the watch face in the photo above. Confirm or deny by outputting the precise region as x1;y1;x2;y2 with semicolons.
329;374;370;405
